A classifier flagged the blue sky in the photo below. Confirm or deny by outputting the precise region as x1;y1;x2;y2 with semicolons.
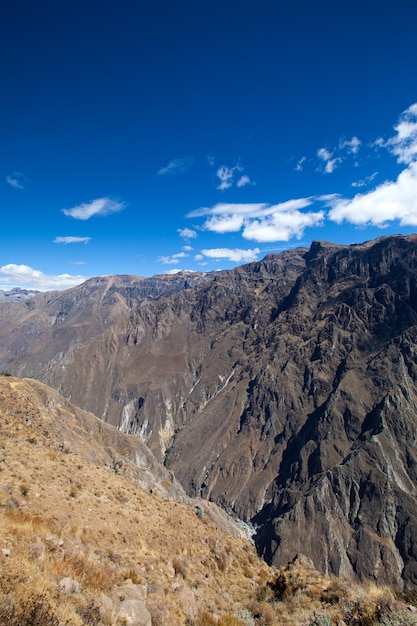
1;0;417;290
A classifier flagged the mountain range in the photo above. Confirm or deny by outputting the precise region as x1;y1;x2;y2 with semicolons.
2;234;417;592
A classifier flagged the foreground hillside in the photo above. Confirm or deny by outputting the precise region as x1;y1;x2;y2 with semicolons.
2;235;417;590
1;376;416;626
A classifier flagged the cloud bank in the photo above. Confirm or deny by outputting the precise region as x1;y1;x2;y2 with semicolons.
0;264;88;291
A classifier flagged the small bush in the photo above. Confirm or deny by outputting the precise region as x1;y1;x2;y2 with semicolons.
172;556;188;579
0;593;61;626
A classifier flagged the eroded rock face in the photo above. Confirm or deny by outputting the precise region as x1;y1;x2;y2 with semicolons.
2;234;417;588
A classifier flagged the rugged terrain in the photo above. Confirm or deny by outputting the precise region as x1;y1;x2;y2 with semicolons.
2;234;417;591
1;375;416;626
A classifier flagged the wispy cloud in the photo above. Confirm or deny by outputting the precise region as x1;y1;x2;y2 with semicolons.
236;174;253;188
351;172;378;188
294;156;306;172
190;104;416;243
54;236;91;244
201;248;260;263
0;264;88;291
158;251;188;265
215;163;254;190
382;102;417;164
158;156;194;176
178;227;197;239
317;148;342;174
189;199;324;243
62;197;125;220
316;136;361;174
339;136;361;155
216;165;242;190
6;172;26;189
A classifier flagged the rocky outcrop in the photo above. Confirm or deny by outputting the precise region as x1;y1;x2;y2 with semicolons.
2;235;417;589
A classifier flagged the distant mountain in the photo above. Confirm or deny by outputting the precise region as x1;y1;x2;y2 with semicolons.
0;271;212;378
0;286;40;301
2;235;417;591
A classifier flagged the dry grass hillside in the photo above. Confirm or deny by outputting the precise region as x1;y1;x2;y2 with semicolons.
0;375;416;625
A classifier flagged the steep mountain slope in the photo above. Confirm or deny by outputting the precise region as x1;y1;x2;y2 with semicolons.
0;271;212;378
0;375;267;625
1;376;415;626
2;235;417;590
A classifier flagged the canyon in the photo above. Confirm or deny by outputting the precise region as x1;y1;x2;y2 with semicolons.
2;234;417;591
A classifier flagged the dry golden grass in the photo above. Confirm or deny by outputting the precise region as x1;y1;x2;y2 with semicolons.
0;376;416;625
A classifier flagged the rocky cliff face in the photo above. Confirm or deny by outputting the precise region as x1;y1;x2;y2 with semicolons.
2;235;417;590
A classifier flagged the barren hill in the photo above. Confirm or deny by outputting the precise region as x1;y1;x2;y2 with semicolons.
2;235;417;590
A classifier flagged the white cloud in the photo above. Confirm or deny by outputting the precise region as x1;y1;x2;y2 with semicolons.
317;148;342;173
54;236;91;244
327;104;417;227
325;158;342;174
158;251;188;265
317;148;332;161
204;213;246;233
201;248;260;263
215;163;256;190
158;156;194;176
339;136;361;155
183;245;193;251
6;172;25;189
178;227;197;239
216;165;242;190
189;202;267;219
62;197;125;220
328;161;417;226
316;136;361;174
385;102;417;164
295;156;306;172
236;174;253;187
189;199;323;242
242;210;324;242
0;264;88;291
351;172;378;188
